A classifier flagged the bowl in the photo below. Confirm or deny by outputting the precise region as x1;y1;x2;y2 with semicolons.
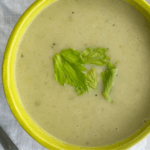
2;0;150;149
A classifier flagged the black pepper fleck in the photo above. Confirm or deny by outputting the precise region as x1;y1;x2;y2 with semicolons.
21;54;24;58
72;12;74;14
95;94;97;96
53;43;56;45
113;24;115;26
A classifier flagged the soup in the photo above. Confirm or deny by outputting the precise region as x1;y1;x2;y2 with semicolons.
15;0;150;147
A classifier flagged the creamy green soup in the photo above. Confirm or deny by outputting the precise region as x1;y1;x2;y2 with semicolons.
15;0;150;147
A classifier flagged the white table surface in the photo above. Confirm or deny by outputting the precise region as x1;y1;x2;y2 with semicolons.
0;0;150;150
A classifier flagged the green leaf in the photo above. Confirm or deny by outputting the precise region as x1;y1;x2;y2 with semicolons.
61;49;87;72
81;47;110;66
53;49;88;95
62;59;88;95
101;65;116;102
53;47;117;102
61;48;85;64
53;54;65;86
86;68;98;89
107;62;116;69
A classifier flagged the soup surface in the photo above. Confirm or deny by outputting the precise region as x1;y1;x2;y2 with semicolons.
15;0;150;147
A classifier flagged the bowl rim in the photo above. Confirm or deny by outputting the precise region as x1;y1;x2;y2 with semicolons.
2;0;150;149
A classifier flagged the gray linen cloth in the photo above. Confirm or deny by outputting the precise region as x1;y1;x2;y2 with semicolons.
0;0;150;150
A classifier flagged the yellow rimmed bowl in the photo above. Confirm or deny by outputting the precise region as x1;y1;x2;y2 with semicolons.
2;0;150;149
